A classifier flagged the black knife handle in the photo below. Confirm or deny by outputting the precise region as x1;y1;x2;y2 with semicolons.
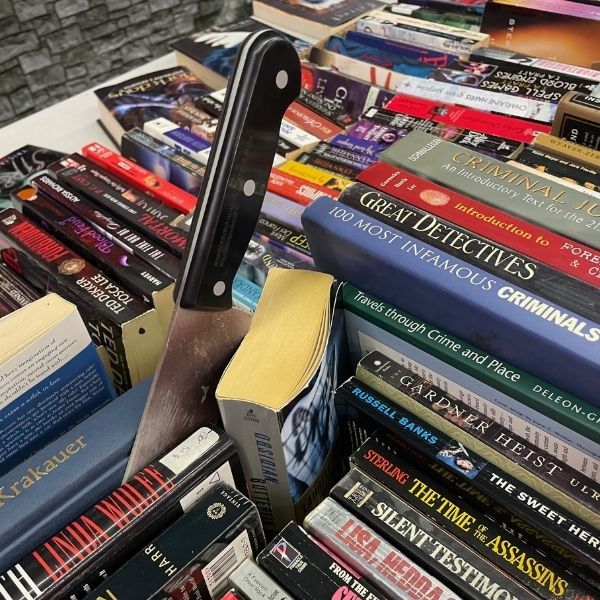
176;30;301;310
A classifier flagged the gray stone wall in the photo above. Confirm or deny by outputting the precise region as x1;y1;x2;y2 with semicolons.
0;0;251;127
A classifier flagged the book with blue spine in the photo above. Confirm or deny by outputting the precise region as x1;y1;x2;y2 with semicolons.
0;294;116;476
0;376;149;573
301;195;600;405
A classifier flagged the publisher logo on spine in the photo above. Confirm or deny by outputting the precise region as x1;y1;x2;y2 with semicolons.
244;408;259;424
270;540;302;569
207;502;227;520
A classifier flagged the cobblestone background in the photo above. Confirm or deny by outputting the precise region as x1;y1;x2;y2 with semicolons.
0;0;250;127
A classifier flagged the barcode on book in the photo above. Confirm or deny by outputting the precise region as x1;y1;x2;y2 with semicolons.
202;530;252;598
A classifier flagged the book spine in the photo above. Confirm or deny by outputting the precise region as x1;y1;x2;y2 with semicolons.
121;128;205;194
302;196;600;405
284;102;344;141
345;30;459;69
553;92;600;150
342;283;600;465
304;497;461;600
0;378;149;574
81;142;197;214
66;152;183;225
0;209;160;394
329;134;386;159
300;63;394;121
228;559;292;600
350;436;600;593
332;469;538;600
342;298;599;477
340;182;600;320
514;147;600;192
231;274;262;313
277;162;353;193
237;232;314;289
297;88;354;127
357;17;478;54
357;161;600;287
279;120;320;152
13;186;174;312
48;157;187;258
88;485;263;600
268;169;339;203
438;61;593;104
261;192;304;232
297;153;362;180
254;216;312;259
143;117;212;165
0;426;240;600
533;132;600;170
188;94;298;160
0;262;40;308
394;76;556;123
256;522;385;600
360;106;521;159
32;174;180;282
312;142;377;170
357;351;600;525
336;378;600;576
385;93;551;143
380;130;600;250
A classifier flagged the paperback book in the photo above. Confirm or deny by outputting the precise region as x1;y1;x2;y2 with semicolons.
0;293;115;475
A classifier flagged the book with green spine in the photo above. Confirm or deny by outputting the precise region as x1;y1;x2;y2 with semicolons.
342;283;600;471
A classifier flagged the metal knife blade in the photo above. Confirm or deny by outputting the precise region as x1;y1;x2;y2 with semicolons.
123;30;301;480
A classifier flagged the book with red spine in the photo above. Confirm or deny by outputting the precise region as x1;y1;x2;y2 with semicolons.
284;102;344;141
0;426;243;600
357;161;600;288
82;142;197;215
268;169;339;204
385;93;551;143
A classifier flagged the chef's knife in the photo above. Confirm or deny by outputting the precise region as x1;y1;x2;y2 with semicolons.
123;30;301;480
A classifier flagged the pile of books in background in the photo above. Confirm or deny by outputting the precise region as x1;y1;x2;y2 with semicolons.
0;0;599;597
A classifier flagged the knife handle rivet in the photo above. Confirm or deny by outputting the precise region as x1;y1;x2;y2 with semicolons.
213;281;226;296
276;70;288;90
243;179;256;196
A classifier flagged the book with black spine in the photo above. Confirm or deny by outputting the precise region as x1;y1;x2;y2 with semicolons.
350;434;600;593
257;521;386;600
334;377;600;581
87;483;264;600
0;426;244;600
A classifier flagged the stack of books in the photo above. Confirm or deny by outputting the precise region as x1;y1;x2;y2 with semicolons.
0;0;599;596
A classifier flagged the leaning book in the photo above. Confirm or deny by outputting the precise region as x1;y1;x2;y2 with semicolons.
216;268;347;536
0;293;115;476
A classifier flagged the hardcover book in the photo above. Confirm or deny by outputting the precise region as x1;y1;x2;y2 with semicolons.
88;483;264;600
251;0;382;41
0;377;149;572
172;17;310;90
380;130;600;249
94;66;213;143
358;350;600;528
341;283;600;471
301;195;600;405
0;293;115;475
216;269;347;536
0;426;244;600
